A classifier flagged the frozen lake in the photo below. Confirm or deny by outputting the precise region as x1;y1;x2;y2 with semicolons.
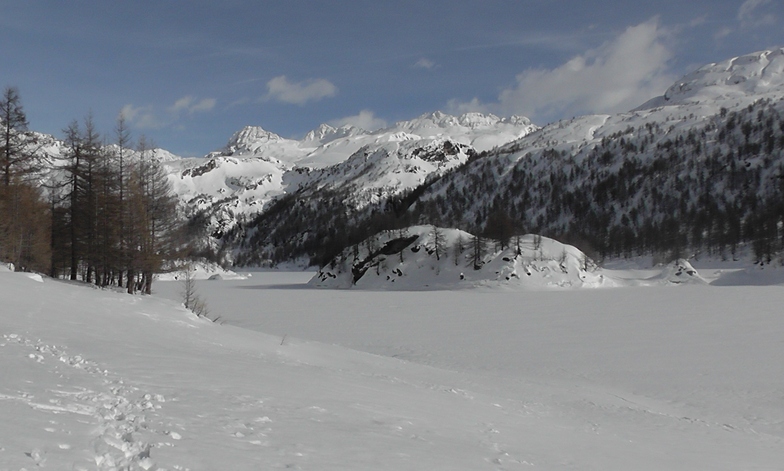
154;271;784;461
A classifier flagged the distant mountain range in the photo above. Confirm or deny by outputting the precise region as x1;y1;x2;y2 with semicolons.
162;111;538;262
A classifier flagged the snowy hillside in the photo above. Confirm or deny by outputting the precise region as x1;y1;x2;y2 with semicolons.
393;47;784;266
637;47;784;109
5;265;784;469
491;49;784;164
310;226;708;289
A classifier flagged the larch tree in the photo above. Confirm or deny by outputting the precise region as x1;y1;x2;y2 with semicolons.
130;137;180;294
59;120;85;280
430;225;446;261
114;113;131;287
0;86;33;187
0;86;50;273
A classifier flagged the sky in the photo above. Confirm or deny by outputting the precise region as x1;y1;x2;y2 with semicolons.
1;1;783;157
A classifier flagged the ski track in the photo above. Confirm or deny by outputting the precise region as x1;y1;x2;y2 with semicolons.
2;333;168;471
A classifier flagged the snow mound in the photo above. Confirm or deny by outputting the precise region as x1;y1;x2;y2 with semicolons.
25;273;44;283
309;226;617;290
651;259;707;285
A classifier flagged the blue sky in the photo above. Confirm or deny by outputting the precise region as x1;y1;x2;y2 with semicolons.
1;1;783;156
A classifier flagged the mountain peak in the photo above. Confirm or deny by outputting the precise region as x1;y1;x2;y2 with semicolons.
209;125;297;158
228;126;283;147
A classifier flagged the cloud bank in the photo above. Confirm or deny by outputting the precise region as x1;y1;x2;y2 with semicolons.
449;18;676;124
738;0;775;28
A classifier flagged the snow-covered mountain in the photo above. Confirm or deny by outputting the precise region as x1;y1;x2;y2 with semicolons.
224;46;784;267
400;48;784;258
165;111;537;256
207;125;310;162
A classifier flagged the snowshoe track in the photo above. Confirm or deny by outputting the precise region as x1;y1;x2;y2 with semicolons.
3;333;169;470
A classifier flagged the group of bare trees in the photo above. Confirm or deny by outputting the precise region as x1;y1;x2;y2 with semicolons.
0;86;50;272
50;115;180;293
0;86;181;294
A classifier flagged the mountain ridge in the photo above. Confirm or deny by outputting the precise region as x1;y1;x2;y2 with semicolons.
221;46;784;267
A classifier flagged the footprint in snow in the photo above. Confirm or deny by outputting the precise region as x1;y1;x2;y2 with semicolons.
25;448;46;466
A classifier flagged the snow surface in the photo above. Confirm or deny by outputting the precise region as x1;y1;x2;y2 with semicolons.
3;267;784;470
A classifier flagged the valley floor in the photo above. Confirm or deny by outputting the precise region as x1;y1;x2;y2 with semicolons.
1;268;783;470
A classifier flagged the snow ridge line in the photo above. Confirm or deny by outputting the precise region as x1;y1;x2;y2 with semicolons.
3;333;167;471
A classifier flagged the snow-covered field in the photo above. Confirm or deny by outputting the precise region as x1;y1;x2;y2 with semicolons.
2;267;784;470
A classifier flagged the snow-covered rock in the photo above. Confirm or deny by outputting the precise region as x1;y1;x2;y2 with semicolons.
309;226;614;290
651;259;708;285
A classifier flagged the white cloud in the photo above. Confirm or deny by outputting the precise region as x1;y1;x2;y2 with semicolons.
120;104;163;129
329;109;387;131
738;0;775;28
414;58;436;70
168;96;217;115
713;26;734;41
264;75;337;105
121;96;216;130
449;18;675;124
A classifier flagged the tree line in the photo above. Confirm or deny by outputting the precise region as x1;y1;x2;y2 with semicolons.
0;86;181;293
